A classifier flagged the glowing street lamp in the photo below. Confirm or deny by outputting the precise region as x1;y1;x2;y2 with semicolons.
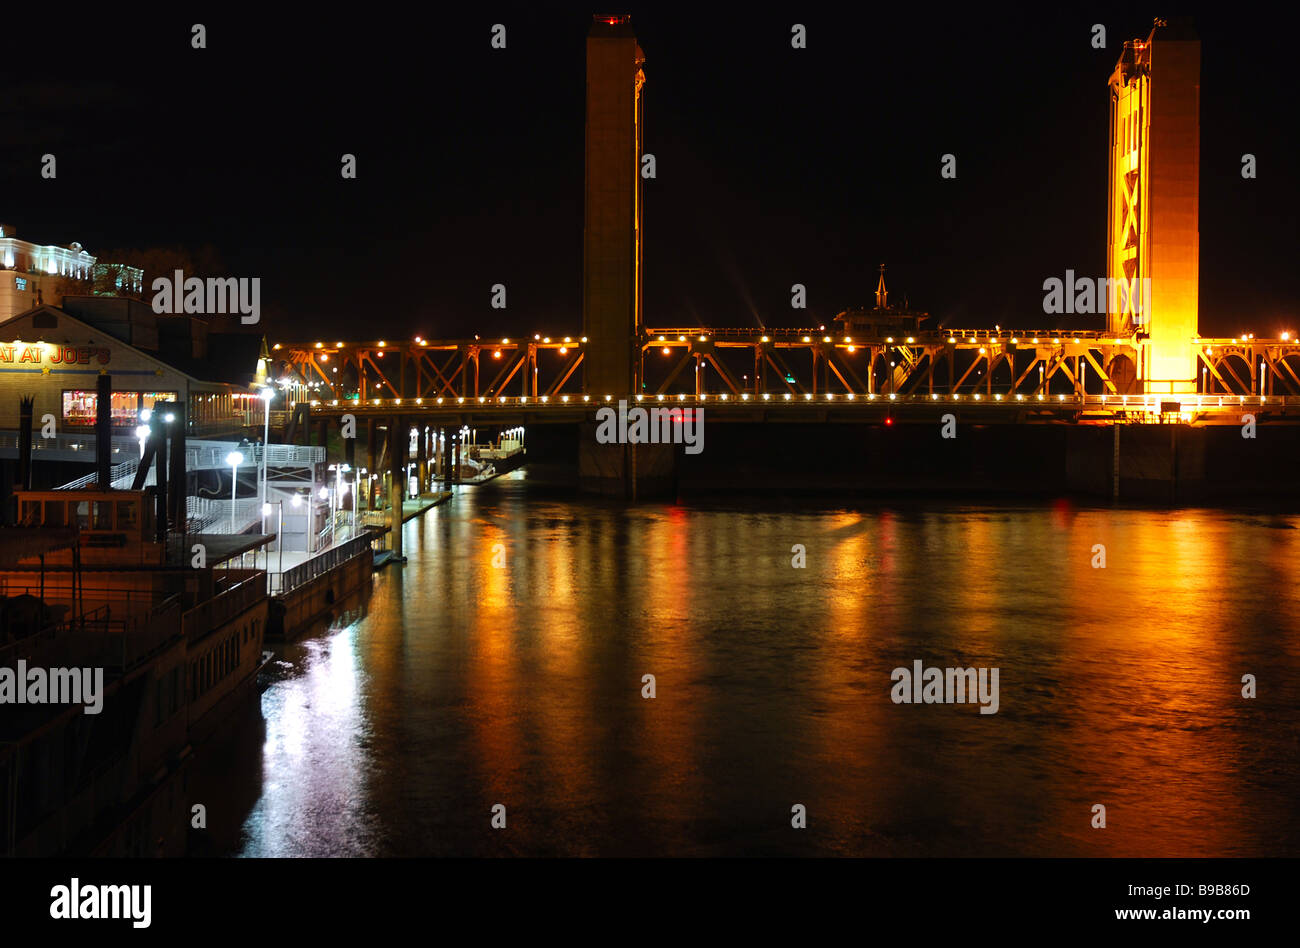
226;450;244;533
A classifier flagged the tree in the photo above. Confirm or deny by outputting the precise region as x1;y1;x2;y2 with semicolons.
91;244;227;299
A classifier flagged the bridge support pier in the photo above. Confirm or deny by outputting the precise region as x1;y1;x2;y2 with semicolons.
1067;424;1206;503
578;423;676;499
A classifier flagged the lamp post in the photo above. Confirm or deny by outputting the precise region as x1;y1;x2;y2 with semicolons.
337;463;352;536
318;485;330;549
291;491;303;553
260;388;274;512
226;450;244;534
262;501;284;576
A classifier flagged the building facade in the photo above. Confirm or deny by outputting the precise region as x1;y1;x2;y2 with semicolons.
0;299;264;438
0;224;143;320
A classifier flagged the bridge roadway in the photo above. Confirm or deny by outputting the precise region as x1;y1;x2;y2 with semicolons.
290;391;1300;426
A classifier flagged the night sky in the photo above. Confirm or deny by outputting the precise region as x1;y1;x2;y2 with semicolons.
2;5;1294;341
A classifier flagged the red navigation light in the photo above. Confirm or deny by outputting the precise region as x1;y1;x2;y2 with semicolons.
884;416;893;426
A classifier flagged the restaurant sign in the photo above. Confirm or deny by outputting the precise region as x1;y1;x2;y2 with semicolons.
0;344;111;365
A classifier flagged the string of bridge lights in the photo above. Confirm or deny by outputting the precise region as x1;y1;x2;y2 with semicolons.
293;392;1284;412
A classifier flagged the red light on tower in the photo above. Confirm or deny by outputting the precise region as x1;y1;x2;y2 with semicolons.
884;415;893;426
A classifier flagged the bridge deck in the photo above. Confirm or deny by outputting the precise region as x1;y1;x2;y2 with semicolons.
291;391;1299;425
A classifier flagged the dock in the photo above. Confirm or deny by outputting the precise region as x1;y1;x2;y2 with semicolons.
261;492;453;636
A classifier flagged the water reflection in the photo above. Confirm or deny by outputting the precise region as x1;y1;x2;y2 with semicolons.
225;477;1300;857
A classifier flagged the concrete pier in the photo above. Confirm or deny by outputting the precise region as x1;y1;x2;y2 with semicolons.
577;422;675;498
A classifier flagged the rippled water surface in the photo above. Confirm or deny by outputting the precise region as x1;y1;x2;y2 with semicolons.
211;473;1300;857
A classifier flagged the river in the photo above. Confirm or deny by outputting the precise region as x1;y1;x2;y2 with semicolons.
197;471;1300;857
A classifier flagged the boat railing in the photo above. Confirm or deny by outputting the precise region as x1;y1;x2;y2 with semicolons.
181;573;265;642
0;593;184;672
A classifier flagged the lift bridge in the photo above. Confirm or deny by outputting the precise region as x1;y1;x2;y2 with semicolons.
267;18;1296;433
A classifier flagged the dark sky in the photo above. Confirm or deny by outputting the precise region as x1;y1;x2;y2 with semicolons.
2;4;1295;342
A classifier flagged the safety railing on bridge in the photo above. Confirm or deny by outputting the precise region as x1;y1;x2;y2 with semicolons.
186;497;265;534
185;442;324;471
56;459;142;490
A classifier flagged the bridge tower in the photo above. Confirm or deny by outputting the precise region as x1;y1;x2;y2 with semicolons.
1106;18;1200;394
582;14;645;396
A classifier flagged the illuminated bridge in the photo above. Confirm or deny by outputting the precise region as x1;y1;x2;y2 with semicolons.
268;328;1300;427
265;18;1295;429
258;18;1296;506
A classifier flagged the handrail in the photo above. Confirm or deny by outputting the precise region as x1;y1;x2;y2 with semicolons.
181;574;265;641
268;532;374;597
0;594;184;672
56;459;140;490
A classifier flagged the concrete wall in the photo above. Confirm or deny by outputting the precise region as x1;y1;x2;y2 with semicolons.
269;549;373;639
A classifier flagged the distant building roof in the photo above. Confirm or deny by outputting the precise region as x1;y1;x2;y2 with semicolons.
167;331;265;388
0;300;262;391
55;296;264;388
